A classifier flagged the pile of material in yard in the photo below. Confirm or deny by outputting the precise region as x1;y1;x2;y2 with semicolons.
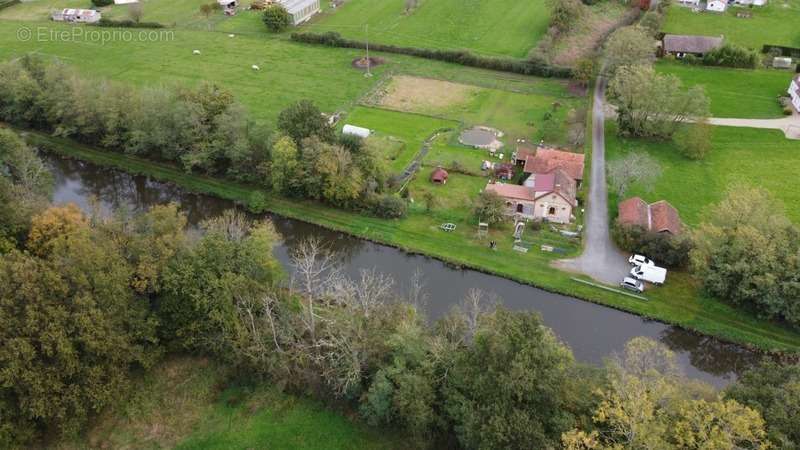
459;126;504;152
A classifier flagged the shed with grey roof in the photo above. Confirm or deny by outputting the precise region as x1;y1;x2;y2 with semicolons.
662;34;724;58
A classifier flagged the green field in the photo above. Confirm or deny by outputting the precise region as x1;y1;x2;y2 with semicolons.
656;61;789;119
663;0;800;49
26;130;800;354
345;106;458;173
307;0;550;57
58;356;400;449
606;123;800;226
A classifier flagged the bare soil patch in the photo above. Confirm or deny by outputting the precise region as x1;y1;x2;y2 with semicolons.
351;56;385;69
376;75;478;114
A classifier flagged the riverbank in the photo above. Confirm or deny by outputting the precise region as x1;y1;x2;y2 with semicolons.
22;129;800;354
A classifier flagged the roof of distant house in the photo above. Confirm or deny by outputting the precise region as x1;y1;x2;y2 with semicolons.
485;183;536;202
663;34;724;54
515;144;536;161
618;197;682;234
533;168;577;206
523;148;585;180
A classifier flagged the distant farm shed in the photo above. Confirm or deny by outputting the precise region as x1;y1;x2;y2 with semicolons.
430;167;448;184
52;8;101;23
662;34;724;58
342;124;371;138
278;0;320;25
618;197;683;235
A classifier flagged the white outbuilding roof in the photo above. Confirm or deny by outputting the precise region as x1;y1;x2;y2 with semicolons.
342;124;371;138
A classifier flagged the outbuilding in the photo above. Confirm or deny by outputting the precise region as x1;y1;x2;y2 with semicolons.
277;0;321;25
342;124;371;138
706;0;728;12
430;167;449;184
787;75;800;112
51;8;102;23
662;34;724;58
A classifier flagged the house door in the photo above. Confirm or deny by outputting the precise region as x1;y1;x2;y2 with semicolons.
548;206;556;216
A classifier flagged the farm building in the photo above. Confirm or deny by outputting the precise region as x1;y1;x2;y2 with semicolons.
773;57;793;69
278;0;320;25
677;0;700;6
494;163;515;181
706;0;728;11
485;168;576;224
342;124;370;138
513;143;536;165
733;0;765;5
522;147;585;185
430;167;448;184
788;75;800;112
662;34;724;58
618;197;683;235
51;8;101;23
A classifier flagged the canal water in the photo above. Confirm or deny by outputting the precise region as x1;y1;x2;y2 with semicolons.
46;154;762;387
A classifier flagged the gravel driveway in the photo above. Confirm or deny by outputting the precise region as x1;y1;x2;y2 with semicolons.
555;78;631;285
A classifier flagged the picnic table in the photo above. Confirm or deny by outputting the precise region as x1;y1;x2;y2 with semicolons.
440;223;456;232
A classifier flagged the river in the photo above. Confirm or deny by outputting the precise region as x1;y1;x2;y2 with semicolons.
46;153;762;387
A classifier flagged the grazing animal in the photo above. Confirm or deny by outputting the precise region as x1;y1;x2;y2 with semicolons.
193;50;201;55
252;65;260;71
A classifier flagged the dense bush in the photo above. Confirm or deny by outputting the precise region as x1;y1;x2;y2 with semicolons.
691;186;800;325
262;5;291;32
93;18;165;28
613;221;692;268
368;193;407;219
91;0;113;6
702;44;760;68
290;32;573;78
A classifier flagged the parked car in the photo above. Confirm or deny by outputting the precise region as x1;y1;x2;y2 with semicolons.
629;265;667;285
620;277;645;293
628;254;655;267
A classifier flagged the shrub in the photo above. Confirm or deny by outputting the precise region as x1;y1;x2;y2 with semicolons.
290;32;573;78
369;194;407;219
93;18;165;28
613;221;692;268
247;191;268;213
91;0;113;6
262;5;291;33
673;122;712;160
702;44;760;69
472;190;506;225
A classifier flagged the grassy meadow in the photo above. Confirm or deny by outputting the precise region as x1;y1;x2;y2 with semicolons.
656;61;790;119
307;0;550;57
56;356;401;449
663;0;800;49
605;123;800;226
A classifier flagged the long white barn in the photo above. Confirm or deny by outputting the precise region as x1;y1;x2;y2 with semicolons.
278;0;320;25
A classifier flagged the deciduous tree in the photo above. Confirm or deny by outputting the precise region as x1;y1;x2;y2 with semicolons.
607;151;661;198
603;26;655;74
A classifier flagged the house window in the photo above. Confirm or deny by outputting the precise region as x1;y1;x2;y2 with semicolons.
516;204;524;213
548;207;556;215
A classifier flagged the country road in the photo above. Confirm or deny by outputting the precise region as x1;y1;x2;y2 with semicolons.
556;78;630;285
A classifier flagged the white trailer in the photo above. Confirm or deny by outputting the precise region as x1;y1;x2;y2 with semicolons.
629;265;667;285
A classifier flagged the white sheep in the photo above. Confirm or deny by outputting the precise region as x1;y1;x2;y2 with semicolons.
251;65;260;71
193;50;201;55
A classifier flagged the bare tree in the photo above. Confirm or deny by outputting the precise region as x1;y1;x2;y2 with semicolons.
405;268;429;312
607;152;662;199
128;2;144;23
201;209;250;242
461;288;499;342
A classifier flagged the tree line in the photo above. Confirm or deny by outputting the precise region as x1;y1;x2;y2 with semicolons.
2;128;799;449
0;55;403;218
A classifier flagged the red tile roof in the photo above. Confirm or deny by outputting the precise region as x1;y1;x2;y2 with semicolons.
523;148;585;180
617;197;682;235
618;197;649;229
649;200;682;234
485;183;536;202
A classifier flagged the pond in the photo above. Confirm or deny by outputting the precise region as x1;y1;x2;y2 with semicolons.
46;153;763;387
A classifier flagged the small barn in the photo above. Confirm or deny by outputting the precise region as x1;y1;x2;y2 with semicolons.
662;34;724;58
430;167;449;184
342;124;371;138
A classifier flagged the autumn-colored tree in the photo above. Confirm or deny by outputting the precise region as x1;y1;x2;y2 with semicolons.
27;203;89;256
562;338;769;450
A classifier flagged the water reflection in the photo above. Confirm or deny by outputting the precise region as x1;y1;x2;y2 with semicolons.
46;153;764;387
